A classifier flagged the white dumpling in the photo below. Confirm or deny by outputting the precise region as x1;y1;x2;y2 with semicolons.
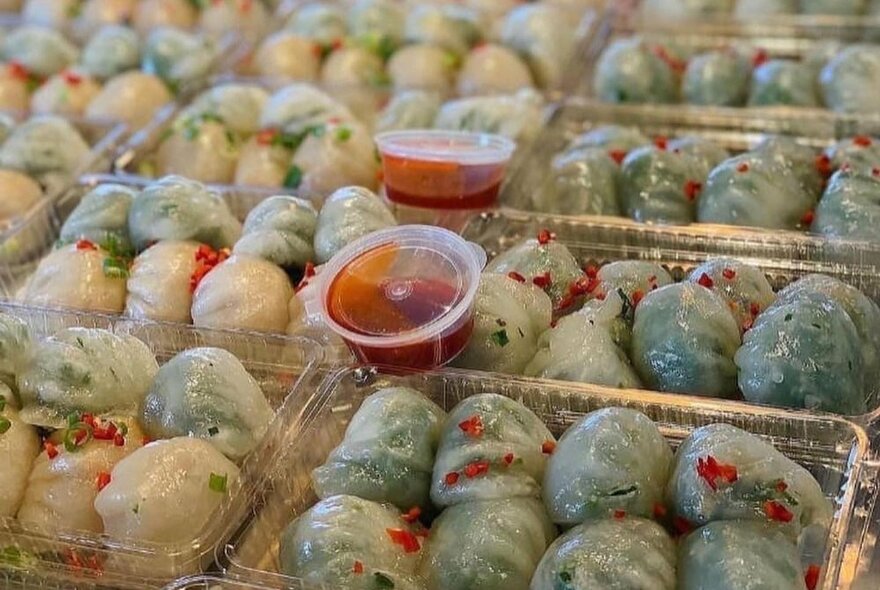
16;328;159;428
0;386;40;518
284;2;348;46
348;0;406;50
375;90;442;133
198;0;270;44
254;31;321;82
321;46;386;88
156;118;239;184
0;115;90;180
403;4;483;56
141;27;217;91
20;243;128;314
435;89;545;144
94;437;240;543
260;83;355;135
233;136;292;188
73;0;137;40
85;72;173;130
387;44;456;93
456;44;535;97
0;67;30;112
2;25;79;78
17;418;144;533
292;120;380;196
22;0;74;28
132;0;198;36
191;254;295;334
500;4;574;90
124;240;202;324
314;186;396;264
233;195;317;272
0;313;31;390
30;71;102;117
80;24;141;80
185;83;269;136
0;169;42;224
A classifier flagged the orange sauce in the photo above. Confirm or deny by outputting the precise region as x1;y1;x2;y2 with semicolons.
381;153;505;209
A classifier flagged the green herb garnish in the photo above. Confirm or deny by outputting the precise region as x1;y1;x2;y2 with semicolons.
373;572;395;588
63;422;93;452
0;417;10;435
490;329;509;347
209;472;228;493
283;165;304;189
335;126;352;142
103;256;130;279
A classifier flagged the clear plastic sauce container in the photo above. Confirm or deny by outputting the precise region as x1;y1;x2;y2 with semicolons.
375;130;516;209
314;225;486;368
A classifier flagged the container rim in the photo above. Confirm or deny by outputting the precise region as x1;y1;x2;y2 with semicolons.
375;130;517;165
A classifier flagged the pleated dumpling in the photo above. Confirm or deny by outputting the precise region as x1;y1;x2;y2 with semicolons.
418;497;556;590
184;83;270;136
593;37;678;105
94;437;239;543
822;135;880;172
0;313;31;390
499;4;574;90
30;70;102;117
59;183;138;255
259;83;355;136
434;90;545;145
375;90;442;133
682;49;751;107
155;113;239;184
404;4;482;56
81;24;141;80
566;125;650;162
736;291;866;414
141;26;216;89
1;25;79;78
531;517;676;590
686;259;775;328
543;408;672;525
0;386;40;518
253;31;321;82
124;240;204;323
0;170;42;224
678;521;811;590
313;186;396;264
666;423;831;536
748;60;819;107
279;495;423;590
387;44;456;94
620;145;709;224
813;166;880;241
593;260;674;302
141;347;272;461
16;328;159;428
755;136;824;197
233;195;317;273
453;273;553;375
291;119;381;196
632;283;741;398
0;115;90;180
431;393;554;507
312;387;446;511
820;44;880;114
127;175;242;252
530;147;620;216
348;0;405;50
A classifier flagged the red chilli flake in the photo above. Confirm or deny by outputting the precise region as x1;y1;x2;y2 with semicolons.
672;516;694;535
613;509;626;520
752;48;769;68
631;289;644;307
255;128;278;146
402;507;421;523
736;162;750;173
96;471;111;491
444;472;459;486
44;441;59;460
873;167;880;178
722;268;736;280
585;264;599;279
570;276;600;296
463;460;490;478
683;180;702;201
697;273;714;289
537;229;555;244
653;502;667;519
76;239;97;251
458;415;484;438
854;135;873;147
749;302;761;317
190;245;230;293
652;46;686;74
532;272;551;289
508;271;526;283
815;154;833;177
775;479;788;493
113;433;125;447
608;149;627;164
763;500;794;523
62;70;82;86
800;210;815;226
386;528;421;553
352;561;364;574
503;453;514;466
696;455;738;491
653;136;668;150
555;294;576;312
542;440;556;455
804;564;821;590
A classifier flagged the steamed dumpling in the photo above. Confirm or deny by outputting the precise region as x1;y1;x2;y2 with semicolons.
198;0;269;43
233;136;293;188
543;408;672;525
387;44;456;93
813;166;880;240
156;115;239;184
0;170;43;224
259;83;355;135
1;26;79;78
0;313;31;390
435;89;545;144
124;240;201;323
291;119;380;196
85;71;173;130
141;27;216;90
620;145;709;224
253;31;321;82
682;49;750;106
820;44;880;114
30;71;102;117
313;186;396;264
0;116;90;180
593;37;679;104
430;393;554;507
456;44;535;97
348;0;405;52
0;67;30;113
375;90;443;133
184;83;270;136
593;261;674;302
500;4;575;89
530;148;620;216
0;386;40;518
141;347;273;461
686;259;775;328
285;2;347;47
822;135;880;173
81;24;141;80
312;387;446;511
233;195;317;272
132;0;198;35
567;125;651;161
16;328;159;428
404;4;482;56
94;437;240;543
748;60;819;107
59;183;137;254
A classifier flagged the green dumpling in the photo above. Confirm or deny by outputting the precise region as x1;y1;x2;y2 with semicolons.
801;0;865;14
542;408;672;525
748;60;820;107
233;195;317;273
754;136;824;197
593;261;674;305
312;387;446;511
532;517;676;590
1;26;79;78
313;186;396;264
683;49;750;106
736;292;866;414
593;37;679;104
141;27;217;90
0;313;30;393
687;258;775;327
822;136;880;173
813;166;880;241
530;148;620;216
418;497;556;590
566;125;651;162
668;137;731;172
632;283;741;398
820;45;880;114
620;145;709;224
59;184;137;256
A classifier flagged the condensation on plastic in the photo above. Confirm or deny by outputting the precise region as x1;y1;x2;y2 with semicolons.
217;365;870;590
0;302;322;586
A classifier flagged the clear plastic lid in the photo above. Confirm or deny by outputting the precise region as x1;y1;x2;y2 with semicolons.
374;130;516;165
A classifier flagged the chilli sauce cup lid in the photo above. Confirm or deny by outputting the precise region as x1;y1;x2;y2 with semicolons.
313;225;487;351
374;129;516;165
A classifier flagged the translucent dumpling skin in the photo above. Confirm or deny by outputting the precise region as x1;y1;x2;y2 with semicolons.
233;195;317;272
0;313;31;390
0;115;90;180
748;60;819;107
567;125;650;158
313;186;396;264
59;183;137;254
484;238;583;308
666;423;831;536
632;283;741;398
141;347;273;461
735;292;866;414
543;408;672;525
678;521;809;590
431;393;554;507
593;37;678;104
820;45;880;114
279;495;422;590
419;497;556;590
620;146;707;224
0;388;40;518
531;517;676;590
687;258;775;327
530;148;620;216
683;50;750;106
595;261;674;302
813;167;880;241
124;240;201;323
313;387;446;511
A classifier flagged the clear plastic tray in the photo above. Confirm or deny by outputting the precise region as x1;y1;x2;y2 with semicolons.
218;365;870;590
0;302;322;586
459;208;880;425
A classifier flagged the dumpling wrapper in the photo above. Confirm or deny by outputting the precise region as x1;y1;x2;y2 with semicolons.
0;385;40;518
124;240;201;323
59;183;137;254
313;186;396;264
85;71;172;130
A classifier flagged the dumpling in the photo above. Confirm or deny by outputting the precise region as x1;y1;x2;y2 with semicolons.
17;417;143;533
632;283;741;397
190;254;296;333
0;115;90;180
185;84;270;136
0;66;31;113
453;273;553;375
668;136;731;172
573;290;635;351
532;517;676;590
543;408;672;525
21;0;76;28
484;236;584;309
529;148;620;216
259;83;355;136
59;183;137;255
404;4;482;56
387;44;456;93
500;4;574;90
678;521;812;590
375;90;442;133
620;145;709;224
30;71;102;117
85;71;173;130
0;170;42;225
156;114;239;184
124;240;203;323
141;27;217;91
141;348;273;461
285;2;347;47
822;135;880;172
745;136;823;197
291;119;380;196
312;387;446;511
434;89;545;144
456;44;535;97
430;393;554;507
736;292;866;414
321;46;385;88
348;0;405;54
94;437;240;543
0;313;31;390
128;175;242;252
567;125;651;161
687;259;775;328
0;386;40;518
1;26;79;78
80;24;141;80
748;60;819;107
813;167;880;241
593;37;679;104
233;136;293;188
313;186;396;264
682;49;750;106
16;328;159;428
132;0;198;35
418;497;556;590
198;0;269;43
641;0;733;18
253;32;321;82
279;495;422;590
233;195;317;273
820;45;880;114
19;242;129;314
666;423;831;535
593;260;674;302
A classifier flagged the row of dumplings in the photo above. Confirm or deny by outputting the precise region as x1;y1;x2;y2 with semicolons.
642;0;880;18
281;387;830;589
0;315;278;545
21;176;396;333
453;232;880;416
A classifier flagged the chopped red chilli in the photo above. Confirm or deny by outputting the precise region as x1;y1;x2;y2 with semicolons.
190;246;230;293
613;509;626;519
736;162;750;173
815;154;832;176
585;265;598;279
653;136;668;150
458;415;484;438
444;472;459;486
696;455;738;491
697;273;714;288
873;167;880;177
752;49;769;67
532;272;551;289
854;135;873;147
44;441;59;460
537;229;555;244
402;507;421;523
386;528;421;553
722;268;736;280
775;479;788;493
352;560;364;574
296;261;318;292
542;440;556;455
653;502;667;518
508;271;526;283
608;149;626;164
672;516;694;535
683;180;702;201
255;128;278;145
570;276;599;296
804;564;820;590
463;460;490;478
631;289;644;307
749;302;761;316
763;500;794;522
62;70;82;85
76;239;97;251
801;210;815;226
96;471;111;491
503;453;514;466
